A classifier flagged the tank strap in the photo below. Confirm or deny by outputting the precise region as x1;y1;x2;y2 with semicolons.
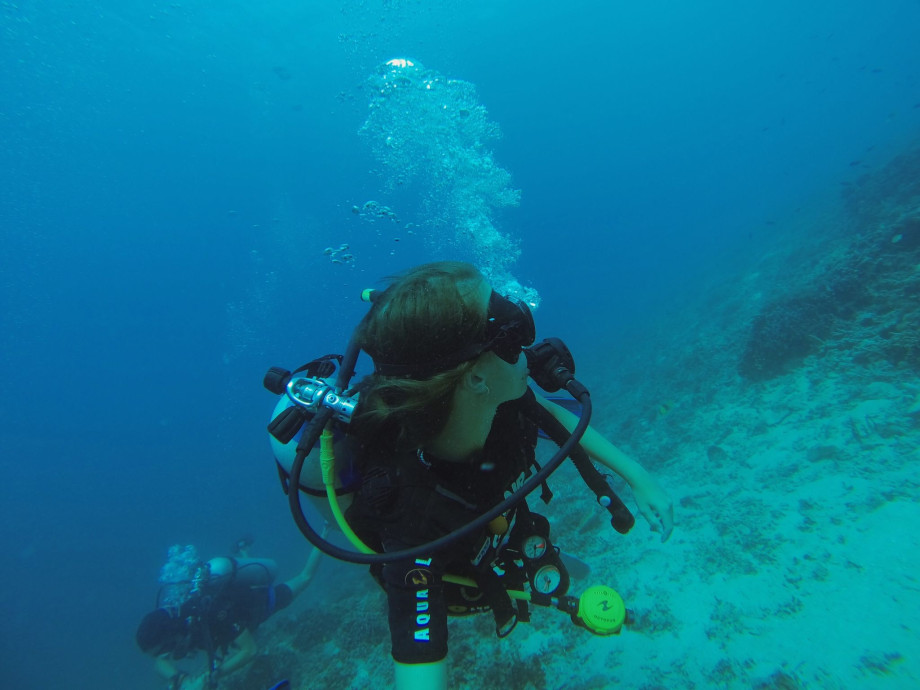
266;584;277;615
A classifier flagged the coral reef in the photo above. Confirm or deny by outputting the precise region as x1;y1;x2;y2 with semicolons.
739;147;920;380
575;144;920;688
738;293;837;380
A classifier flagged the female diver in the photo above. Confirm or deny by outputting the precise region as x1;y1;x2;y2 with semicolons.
340;261;674;690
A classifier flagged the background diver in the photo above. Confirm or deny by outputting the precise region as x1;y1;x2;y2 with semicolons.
136;537;324;690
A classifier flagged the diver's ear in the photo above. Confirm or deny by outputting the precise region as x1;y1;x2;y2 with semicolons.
462;367;490;396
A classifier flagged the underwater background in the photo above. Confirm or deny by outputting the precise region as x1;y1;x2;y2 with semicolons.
2;1;919;688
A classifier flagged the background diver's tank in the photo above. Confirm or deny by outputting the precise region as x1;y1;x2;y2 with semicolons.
202;556;277;590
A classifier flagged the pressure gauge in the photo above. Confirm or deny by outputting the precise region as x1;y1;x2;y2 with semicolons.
522;535;547;560
532;564;562;594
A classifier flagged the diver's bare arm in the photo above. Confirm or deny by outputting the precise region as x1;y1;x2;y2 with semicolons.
534;393;674;540
284;526;327;598
154;655;180;680
533;394;649;482
217;629;257;676
395;659;448;690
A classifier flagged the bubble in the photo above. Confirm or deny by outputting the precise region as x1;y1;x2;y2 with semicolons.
157;544;200;609
359;59;539;306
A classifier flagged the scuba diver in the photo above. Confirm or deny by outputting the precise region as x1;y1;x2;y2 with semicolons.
265;261;673;690
136;540;324;690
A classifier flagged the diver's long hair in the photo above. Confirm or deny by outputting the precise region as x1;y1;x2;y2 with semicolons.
352;261;488;451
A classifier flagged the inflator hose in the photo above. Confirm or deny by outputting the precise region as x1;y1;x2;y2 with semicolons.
525;398;635;534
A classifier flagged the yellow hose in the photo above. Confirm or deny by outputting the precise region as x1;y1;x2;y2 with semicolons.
320;423;375;554
442;574;532;601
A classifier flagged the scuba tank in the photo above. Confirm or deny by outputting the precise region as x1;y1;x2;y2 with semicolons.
270;390;345;494
193;557;278;594
267;356;360;498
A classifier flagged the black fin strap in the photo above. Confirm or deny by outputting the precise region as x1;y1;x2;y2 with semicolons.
472;566;517;638
515;599;531;624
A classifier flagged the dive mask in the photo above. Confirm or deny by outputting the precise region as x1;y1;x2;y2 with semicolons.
481;291;535;365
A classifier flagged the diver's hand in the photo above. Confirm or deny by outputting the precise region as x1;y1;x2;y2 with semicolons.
632;475;674;542
178;672;209;690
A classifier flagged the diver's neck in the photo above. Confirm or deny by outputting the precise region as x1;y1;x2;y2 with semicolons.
425;392;497;463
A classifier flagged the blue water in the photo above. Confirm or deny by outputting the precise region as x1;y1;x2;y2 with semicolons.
1;1;918;688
